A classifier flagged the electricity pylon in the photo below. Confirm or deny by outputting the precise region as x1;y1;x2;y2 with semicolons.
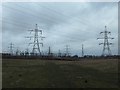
8;43;14;55
65;45;70;56
25;48;29;56
16;47;20;56
26;24;45;55
48;46;51;56
58;49;61;57
97;26;114;56
82;44;84;57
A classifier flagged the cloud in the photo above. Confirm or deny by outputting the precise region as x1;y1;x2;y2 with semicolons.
2;2;118;56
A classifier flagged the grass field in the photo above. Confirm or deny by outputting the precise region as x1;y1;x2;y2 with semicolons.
2;59;118;88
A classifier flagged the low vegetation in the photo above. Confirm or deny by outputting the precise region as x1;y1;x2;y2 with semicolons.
2;59;118;88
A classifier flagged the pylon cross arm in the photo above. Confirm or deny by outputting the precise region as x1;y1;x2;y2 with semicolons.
25;36;33;38
28;30;34;31
99;43;104;45
38;30;42;34
100;32;104;34
97;38;104;39
107;43;113;45
108;37;114;39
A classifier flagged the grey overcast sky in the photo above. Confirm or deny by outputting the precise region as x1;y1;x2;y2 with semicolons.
2;2;118;56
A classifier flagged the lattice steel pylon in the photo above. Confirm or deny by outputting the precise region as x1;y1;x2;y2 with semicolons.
48;46;51;56
82;44;84;57
58;49;61;57
97;26;114;56
8;43;14;55
26;24;45;55
65;45;70;56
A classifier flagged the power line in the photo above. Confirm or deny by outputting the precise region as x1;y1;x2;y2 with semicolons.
4;3;98;31
2;5;94;44
3;4;61;25
3;3;114;33
2;19;31;29
3;3;103;36
2;16;33;28
38;4;102;31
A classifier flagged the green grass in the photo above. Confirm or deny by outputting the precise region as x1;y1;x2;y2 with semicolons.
2;59;118;88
